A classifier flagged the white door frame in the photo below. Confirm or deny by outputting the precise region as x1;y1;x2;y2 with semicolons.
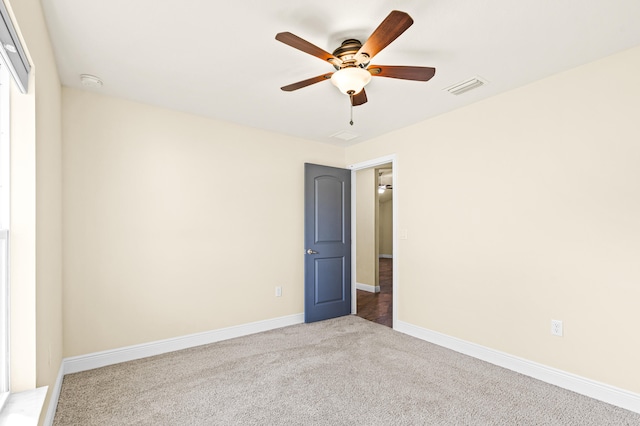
348;154;398;328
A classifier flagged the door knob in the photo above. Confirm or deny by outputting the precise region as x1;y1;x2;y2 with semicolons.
306;249;319;255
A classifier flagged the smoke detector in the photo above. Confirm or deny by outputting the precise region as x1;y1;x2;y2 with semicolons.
80;74;103;89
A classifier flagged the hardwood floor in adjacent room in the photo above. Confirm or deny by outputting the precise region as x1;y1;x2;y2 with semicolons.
356;258;392;327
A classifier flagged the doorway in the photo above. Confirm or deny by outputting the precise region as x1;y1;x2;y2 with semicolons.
349;156;396;328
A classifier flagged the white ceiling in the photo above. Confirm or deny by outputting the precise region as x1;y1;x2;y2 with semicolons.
40;0;640;146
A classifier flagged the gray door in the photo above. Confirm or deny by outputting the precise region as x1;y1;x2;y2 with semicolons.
304;163;351;323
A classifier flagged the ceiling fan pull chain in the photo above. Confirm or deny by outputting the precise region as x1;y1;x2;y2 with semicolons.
349;97;354;126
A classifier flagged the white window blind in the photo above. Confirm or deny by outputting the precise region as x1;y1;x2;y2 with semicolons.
0;0;29;93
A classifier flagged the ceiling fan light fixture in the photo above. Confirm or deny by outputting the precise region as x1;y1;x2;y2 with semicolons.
330;67;371;95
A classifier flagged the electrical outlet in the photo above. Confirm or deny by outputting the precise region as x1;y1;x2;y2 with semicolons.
551;319;563;337
275;286;282;297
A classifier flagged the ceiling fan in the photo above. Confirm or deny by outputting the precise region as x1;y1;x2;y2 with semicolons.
378;170;392;193
275;10;436;121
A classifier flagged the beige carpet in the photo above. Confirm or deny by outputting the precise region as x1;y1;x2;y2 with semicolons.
53;316;639;425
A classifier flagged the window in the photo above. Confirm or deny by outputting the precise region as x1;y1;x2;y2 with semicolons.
0;1;31;411
0;0;31;416
0;61;9;411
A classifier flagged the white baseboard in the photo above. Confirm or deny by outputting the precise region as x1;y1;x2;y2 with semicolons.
356;282;380;293
63;313;304;375
43;313;304;425
394;320;640;414
43;365;64;426
379;254;393;259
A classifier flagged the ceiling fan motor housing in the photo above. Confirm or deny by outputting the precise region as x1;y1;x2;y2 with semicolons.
332;39;369;69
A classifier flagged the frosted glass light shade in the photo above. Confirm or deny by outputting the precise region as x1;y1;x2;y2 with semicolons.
331;67;371;95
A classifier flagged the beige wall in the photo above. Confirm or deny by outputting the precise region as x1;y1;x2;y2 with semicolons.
355;168;377;288
5;0;639;415
379;196;393;256
6;0;63;410
346;45;640;393
62;88;344;356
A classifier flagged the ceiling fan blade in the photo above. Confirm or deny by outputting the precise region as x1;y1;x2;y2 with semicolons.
356;11;414;61
276;32;342;66
368;65;436;81
280;73;333;92
351;89;368;106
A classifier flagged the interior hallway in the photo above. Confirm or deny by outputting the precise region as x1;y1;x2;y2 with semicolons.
356;258;392;327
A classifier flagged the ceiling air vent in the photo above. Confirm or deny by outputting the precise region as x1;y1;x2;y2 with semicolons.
330;130;359;142
444;76;487;95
